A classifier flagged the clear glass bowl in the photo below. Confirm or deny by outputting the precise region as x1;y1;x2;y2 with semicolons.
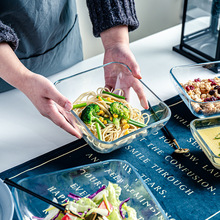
190;117;220;169
54;62;171;153
12;159;168;220
170;61;220;118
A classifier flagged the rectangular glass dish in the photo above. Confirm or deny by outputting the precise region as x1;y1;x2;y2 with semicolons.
170;61;220;118
55;62;171;153
190;117;220;169
12;159;168;220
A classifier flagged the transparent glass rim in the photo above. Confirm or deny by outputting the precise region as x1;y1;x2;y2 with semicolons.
170;60;220;105
12;159;168;220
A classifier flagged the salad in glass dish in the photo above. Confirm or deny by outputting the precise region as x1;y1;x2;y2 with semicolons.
43;182;137;220
12;160;167;219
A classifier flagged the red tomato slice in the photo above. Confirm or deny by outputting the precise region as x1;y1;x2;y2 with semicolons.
98;200;113;216
62;214;72;220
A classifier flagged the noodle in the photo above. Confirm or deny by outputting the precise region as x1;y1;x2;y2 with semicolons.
72;88;150;142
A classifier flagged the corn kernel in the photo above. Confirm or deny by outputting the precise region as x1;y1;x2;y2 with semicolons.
104;120;107;124
97;110;104;115
113;114;118;118
124;130;129;135
104;114;109;118
107;97;114;102
123;124;130;130
99;117;104;122
121;119;127;125
110;117;113;121
98;96;102;101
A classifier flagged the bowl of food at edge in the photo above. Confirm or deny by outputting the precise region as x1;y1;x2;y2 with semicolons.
170;61;220;118
190;116;220;170
12;159;168;220
54;62;171;153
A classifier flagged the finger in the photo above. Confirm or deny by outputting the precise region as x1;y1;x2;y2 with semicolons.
120;86;130;102
125;56;142;79
57;105;82;136
132;80;149;109
48;85;73;111
48;105;82;138
130;63;142;79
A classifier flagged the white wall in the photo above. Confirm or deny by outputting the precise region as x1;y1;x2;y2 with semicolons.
76;0;184;59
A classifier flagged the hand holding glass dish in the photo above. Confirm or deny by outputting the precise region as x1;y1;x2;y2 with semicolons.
55;62;171;153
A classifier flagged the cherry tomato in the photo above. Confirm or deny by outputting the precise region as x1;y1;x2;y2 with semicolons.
61;214;72;220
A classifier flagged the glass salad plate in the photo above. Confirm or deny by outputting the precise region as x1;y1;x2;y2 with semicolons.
54;62;171;153
170;61;220;118
0;179;14;220
12;160;168;220
190;116;220;170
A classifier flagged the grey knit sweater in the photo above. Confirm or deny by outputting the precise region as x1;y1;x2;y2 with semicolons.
0;20;19;50
86;0;139;37
0;0;139;50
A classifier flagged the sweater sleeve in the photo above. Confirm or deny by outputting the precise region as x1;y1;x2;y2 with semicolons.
86;0;139;37
0;20;19;51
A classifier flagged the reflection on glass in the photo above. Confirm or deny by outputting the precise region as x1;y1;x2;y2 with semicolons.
184;0;220;59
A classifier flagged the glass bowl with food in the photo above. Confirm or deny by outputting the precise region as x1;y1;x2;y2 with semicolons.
55;62;171;153
190;116;220;169
170;61;220;118
12;159;168;219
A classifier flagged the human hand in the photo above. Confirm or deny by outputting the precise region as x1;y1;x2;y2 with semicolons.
21;73;82;138
103;44;149;109
0;42;82;138
101;26;149;109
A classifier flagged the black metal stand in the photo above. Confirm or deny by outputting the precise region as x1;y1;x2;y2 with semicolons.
173;45;211;63
173;0;220;69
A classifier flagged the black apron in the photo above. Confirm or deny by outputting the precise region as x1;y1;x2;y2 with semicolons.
0;0;83;92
